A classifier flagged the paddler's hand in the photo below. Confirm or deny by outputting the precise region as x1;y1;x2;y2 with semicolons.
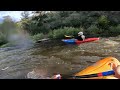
114;65;120;78
51;73;62;79
110;63;120;79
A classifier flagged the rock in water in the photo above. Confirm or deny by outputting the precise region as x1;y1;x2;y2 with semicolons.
27;69;51;79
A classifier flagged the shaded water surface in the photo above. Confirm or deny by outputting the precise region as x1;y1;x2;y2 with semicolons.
0;38;120;79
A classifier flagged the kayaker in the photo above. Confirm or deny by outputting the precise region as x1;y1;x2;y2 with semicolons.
75;32;85;41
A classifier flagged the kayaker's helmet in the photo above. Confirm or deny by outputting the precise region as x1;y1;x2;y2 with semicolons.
78;32;83;35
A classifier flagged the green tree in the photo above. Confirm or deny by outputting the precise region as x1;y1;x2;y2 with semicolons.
0;16;17;35
21;11;30;19
0;15;17;45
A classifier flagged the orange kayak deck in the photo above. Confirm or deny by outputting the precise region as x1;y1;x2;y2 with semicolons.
74;57;120;79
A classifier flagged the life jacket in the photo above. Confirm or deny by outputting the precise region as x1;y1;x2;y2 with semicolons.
75;35;85;41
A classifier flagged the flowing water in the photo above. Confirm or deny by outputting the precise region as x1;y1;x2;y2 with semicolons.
0;37;120;79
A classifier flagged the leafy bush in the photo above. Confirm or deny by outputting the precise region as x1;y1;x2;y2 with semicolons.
48;30;54;39
48;27;81;39
31;33;44;42
97;15;110;29
0;33;8;45
109;25;120;36
86;25;100;37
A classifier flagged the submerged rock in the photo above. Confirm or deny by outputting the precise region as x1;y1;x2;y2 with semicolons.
27;68;51;79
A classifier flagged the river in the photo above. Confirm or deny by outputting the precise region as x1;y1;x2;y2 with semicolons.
0;37;120;79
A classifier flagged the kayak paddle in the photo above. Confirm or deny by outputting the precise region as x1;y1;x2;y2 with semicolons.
64;35;74;39
61;70;115;79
